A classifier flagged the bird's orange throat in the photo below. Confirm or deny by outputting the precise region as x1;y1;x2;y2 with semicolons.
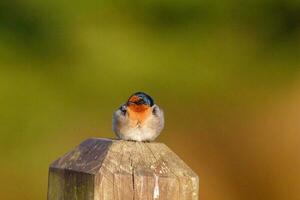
128;103;149;112
127;104;151;124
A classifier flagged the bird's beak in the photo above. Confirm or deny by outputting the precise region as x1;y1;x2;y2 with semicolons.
127;102;133;106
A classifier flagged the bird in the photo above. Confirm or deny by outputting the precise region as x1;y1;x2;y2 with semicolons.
112;92;164;142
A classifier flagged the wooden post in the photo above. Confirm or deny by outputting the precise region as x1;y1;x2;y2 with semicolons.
48;138;199;200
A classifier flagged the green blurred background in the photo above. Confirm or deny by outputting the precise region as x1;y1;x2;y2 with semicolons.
0;0;300;199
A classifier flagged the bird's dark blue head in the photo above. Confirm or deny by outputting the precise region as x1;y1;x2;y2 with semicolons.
127;92;154;107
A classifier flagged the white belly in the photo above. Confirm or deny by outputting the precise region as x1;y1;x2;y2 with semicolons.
121;125;158;141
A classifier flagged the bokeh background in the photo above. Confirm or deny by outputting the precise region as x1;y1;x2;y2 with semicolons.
1;0;300;199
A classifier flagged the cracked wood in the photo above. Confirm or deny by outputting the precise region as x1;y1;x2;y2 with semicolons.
48;138;199;200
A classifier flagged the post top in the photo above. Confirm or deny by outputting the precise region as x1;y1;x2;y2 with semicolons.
50;138;198;179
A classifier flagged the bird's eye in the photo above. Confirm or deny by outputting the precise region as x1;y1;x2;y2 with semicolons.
152;106;158;115
119;105;127;115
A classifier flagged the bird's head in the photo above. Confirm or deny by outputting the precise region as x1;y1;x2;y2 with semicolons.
126;92;154;113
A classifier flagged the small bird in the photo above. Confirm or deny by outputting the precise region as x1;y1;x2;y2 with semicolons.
112;92;164;142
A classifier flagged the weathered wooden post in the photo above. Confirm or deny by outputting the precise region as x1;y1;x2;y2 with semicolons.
48;138;199;200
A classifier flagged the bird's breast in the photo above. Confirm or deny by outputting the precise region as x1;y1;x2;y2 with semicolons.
127;105;152;125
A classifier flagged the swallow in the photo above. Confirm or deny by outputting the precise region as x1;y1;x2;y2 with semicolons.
112;92;164;142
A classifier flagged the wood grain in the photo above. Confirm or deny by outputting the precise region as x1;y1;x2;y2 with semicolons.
48;138;199;200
